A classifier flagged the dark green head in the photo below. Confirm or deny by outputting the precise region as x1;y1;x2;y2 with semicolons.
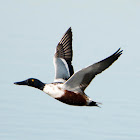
14;78;45;90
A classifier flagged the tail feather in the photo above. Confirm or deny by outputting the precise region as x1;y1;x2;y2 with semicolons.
88;101;102;107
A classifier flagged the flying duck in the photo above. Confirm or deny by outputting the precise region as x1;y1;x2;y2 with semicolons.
14;27;123;107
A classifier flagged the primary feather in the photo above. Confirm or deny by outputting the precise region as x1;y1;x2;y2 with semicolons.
54;27;74;82
62;48;123;93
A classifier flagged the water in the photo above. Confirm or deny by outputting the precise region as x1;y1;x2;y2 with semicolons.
0;70;140;140
0;1;140;139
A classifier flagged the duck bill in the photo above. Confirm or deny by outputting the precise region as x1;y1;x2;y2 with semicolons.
14;80;28;85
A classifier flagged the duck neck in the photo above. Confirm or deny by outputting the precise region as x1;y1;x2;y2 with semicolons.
34;81;45;90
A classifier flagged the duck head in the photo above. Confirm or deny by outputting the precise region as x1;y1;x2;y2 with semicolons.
14;78;45;90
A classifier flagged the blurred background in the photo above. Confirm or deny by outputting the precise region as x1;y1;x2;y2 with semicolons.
0;0;140;140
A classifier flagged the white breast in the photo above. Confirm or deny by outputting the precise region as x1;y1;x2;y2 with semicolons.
43;83;64;98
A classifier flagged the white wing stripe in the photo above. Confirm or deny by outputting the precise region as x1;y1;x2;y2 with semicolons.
60;58;70;77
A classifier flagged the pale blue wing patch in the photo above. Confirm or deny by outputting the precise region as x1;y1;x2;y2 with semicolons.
54;57;70;82
62;48;123;93
53;27;74;82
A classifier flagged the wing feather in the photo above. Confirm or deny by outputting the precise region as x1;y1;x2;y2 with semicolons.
62;48;123;92
54;27;74;82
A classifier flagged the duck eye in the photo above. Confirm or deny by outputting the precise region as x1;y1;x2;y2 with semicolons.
32;79;34;82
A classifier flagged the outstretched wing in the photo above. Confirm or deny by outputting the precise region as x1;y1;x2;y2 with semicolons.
62;48;123;93
54;27;74;82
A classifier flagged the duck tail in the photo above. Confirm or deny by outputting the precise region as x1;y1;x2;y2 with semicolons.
88;101;102;107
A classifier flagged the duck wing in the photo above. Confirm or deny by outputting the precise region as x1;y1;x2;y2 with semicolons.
62;48;123;93
54;27;74;82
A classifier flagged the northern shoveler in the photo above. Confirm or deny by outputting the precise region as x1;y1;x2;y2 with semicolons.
14;27;123;107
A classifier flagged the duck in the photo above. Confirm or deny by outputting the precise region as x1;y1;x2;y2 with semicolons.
14;27;123;107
